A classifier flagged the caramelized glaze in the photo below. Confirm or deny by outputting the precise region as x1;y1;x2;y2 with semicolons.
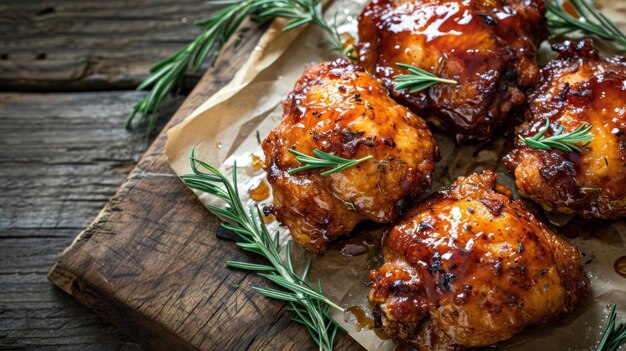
368;171;589;350
262;59;439;253
250;153;265;172
357;0;548;143
248;179;270;201
504;40;626;219
348;306;391;339
348;306;376;331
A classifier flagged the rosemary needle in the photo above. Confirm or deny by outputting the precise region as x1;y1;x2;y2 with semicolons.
596;305;626;351
519;117;593;153
546;0;626;48
393;63;458;93
288;149;373;176
181;147;345;350
129;0;350;134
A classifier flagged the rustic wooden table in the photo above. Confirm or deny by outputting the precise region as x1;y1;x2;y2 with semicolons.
0;1;209;349
1;2;364;350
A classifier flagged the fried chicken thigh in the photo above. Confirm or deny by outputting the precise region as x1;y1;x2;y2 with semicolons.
504;40;626;219
368;171;589;350
357;0;548;143
263;59;439;253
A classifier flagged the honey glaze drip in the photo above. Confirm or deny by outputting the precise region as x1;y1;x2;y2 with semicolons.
615;256;626;278
562;0;579;18
250;154;264;172
245;153;266;176
347;306;391;340
248;179;270;201
262;213;276;224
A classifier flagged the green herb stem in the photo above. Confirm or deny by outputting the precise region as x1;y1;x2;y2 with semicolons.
519;116;593;153
546;0;626;48
393;63;458;93
181;147;345;350
596;305;626;351
129;0;350;134
288;149;373;176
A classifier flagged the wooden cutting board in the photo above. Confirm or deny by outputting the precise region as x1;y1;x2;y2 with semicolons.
47;21;364;351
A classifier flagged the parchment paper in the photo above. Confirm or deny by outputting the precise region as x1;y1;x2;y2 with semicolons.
165;1;626;349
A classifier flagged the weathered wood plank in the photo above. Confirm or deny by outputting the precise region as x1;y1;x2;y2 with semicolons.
0;0;236;91
0;90;183;349
44;19;364;350
0;244;141;351
0;1;296;349
1;1;363;348
0;92;183;231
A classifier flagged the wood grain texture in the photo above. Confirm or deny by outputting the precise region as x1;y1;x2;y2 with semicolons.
0;91;188;350
0;2;286;349
1;1;364;348
0;0;224;91
43;20;365;351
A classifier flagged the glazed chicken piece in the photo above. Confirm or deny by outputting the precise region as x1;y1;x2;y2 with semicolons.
504;40;626;219
357;0;548;143
263;59;439;253
368;171;589;350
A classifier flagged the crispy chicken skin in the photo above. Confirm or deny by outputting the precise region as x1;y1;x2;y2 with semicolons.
504;40;626;219
368;171;589;350
356;0;548;143
263;59;439;253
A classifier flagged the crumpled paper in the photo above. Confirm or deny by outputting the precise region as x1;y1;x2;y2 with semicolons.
165;1;626;349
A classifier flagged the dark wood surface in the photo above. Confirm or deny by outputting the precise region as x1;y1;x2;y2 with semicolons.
1;1;364;350
0;91;181;350
0;0;215;92
0;2;197;346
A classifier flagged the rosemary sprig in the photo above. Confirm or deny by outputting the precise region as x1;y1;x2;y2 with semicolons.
546;0;626;48
181;147;345;351
129;0;349;134
596;305;626;351
519;116;593;153
288;149;373;176
393;63;458;93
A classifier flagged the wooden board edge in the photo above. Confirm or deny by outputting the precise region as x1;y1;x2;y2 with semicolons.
46;17;268;350
48;263;196;350
45;168;198;349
